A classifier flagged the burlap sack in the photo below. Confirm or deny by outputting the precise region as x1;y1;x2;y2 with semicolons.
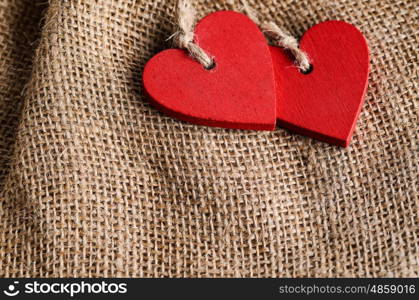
0;0;417;277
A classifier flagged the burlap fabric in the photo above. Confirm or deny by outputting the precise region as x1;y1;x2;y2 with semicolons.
0;0;417;277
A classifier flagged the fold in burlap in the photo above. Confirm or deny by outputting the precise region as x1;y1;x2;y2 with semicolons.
0;0;417;277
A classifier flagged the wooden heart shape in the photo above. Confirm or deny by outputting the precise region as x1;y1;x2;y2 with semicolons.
143;11;277;130
271;20;369;147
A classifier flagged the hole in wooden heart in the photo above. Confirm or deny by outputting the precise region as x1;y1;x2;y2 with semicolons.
204;60;216;70
300;64;313;75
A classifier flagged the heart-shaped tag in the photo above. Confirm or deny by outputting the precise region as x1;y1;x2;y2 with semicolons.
143;11;277;130
271;20;369;147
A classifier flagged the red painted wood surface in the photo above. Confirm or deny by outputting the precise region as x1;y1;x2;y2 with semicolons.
143;11;277;130
272;20;369;147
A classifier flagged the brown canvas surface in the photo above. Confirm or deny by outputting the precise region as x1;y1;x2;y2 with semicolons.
0;0;417;277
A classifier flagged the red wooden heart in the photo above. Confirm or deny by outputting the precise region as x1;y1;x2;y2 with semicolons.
271;20;369;147
143;11;277;130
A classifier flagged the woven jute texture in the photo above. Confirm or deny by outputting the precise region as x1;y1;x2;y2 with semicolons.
0;0;417;277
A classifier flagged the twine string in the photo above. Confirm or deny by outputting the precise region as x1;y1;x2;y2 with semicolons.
238;0;311;72
173;0;214;69
173;0;311;72
261;22;311;72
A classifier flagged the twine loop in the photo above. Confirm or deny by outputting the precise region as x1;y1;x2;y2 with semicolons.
238;0;311;72
173;0;311;72
173;0;214;69
261;22;311;72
